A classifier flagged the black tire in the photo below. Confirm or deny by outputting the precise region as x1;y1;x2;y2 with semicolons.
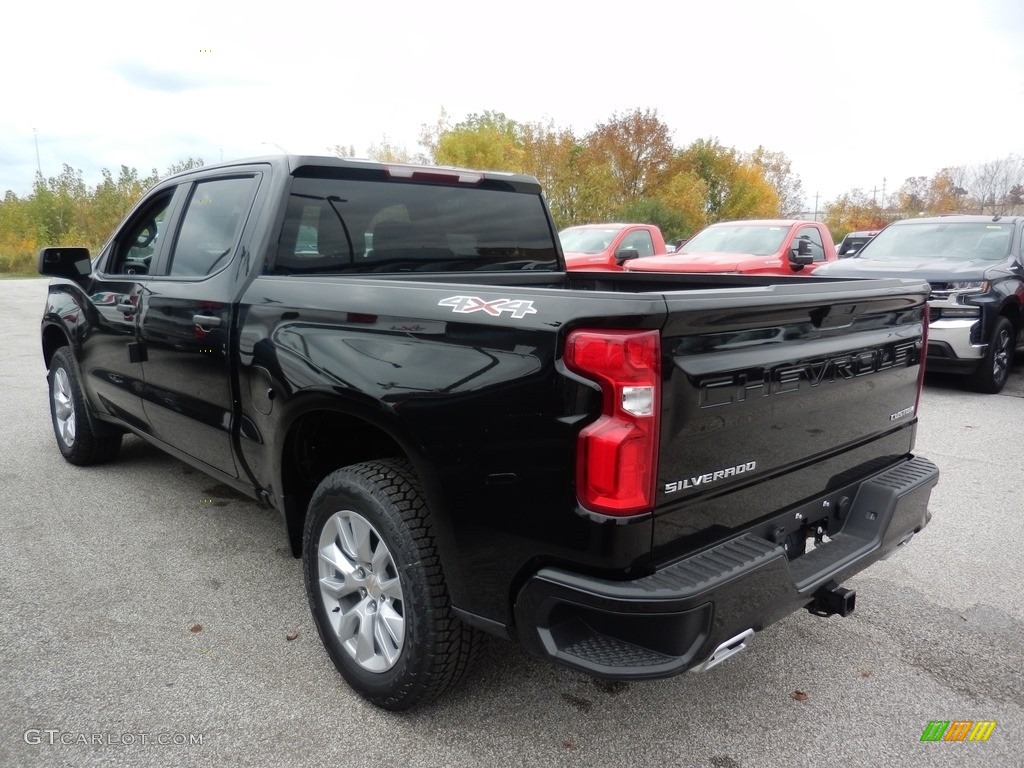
302;459;483;710
47;347;122;465
970;317;1015;394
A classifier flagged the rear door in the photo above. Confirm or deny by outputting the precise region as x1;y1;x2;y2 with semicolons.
138;171;263;475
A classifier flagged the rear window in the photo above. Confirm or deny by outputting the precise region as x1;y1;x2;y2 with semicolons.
838;235;873;256
273;176;558;274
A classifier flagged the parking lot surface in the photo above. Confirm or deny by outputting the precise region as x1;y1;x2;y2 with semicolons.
1;278;1021;767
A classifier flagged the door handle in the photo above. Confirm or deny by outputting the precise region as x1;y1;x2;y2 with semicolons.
193;314;223;329
116;301;137;315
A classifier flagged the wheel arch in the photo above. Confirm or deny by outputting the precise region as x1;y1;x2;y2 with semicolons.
274;400;443;559
41;321;72;369
999;296;1022;336
40;283;92;368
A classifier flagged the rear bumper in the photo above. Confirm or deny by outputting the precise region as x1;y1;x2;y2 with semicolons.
513;455;938;679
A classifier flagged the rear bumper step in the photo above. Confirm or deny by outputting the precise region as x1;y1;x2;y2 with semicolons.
514;455;938;679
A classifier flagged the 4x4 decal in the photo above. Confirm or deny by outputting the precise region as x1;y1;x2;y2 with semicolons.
438;295;537;319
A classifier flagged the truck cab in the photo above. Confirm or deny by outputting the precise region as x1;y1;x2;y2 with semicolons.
624;220;838;276
561;223;669;271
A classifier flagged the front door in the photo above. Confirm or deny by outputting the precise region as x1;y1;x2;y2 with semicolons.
81;187;181;431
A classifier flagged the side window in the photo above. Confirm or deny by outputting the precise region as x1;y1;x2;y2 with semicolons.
620;229;655;257
797;226;827;262
167;177;257;277
107;190;175;276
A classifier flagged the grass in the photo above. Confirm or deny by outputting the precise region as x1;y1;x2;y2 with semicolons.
0;253;36;275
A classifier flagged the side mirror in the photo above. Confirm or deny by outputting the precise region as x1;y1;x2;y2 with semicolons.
615;247;640;264
38;247;92;279
788;238;814;269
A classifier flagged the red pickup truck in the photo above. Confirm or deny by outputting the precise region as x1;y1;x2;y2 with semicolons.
624;219;838;276
561;223;671;271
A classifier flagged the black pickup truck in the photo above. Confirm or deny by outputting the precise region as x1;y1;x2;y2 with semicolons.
815;214;1024;393
39;155;938;710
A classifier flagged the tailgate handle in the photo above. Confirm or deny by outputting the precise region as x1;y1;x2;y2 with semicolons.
812;303;858;329
193;314;222;329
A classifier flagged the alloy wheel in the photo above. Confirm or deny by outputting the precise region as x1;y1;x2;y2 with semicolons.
52;368;76;447
993;327;1011;384
317;510;405;672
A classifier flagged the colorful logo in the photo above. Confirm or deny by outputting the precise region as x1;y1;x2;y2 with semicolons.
920;721;997;742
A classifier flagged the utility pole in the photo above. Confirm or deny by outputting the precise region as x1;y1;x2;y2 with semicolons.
881;177;887;210
33;128;42;178
813;191;819;221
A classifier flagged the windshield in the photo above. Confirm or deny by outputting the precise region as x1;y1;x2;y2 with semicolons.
857;222;1013;261
681;224;790;256
559;227;622;254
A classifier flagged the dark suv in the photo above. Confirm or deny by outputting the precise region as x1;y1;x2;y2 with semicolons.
814;215;1024;393
836;229;878;258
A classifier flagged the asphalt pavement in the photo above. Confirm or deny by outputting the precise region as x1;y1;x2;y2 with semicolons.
1;277;1021;768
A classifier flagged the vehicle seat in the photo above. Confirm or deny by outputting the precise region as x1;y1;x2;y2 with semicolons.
370;219;453;270
370;220;417;260
316;205;351;259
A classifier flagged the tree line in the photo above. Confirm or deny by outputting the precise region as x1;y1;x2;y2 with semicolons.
335;109;805;244
3;107;1022;274
824;157;1024;237
0;159;204;274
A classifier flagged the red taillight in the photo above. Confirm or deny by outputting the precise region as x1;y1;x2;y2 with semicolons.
565;329;661;516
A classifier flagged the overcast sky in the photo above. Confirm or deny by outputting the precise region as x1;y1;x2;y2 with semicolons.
3;0;1023;209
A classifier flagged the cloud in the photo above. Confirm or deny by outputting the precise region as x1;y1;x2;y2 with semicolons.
111;60;210;93
110;59;258;93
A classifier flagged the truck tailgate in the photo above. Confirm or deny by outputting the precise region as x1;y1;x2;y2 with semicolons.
654;278;929;551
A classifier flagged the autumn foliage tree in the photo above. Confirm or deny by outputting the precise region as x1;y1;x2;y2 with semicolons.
342;109;796;241
889;168;972;219
674;138;782;226
0;159;201;274
585;108;677;205
410;109;791;240
16;115;1023;275
825;157;1023;242
520;122;618;226
747;146;805;217
823;190;891;240
433;112;526;172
